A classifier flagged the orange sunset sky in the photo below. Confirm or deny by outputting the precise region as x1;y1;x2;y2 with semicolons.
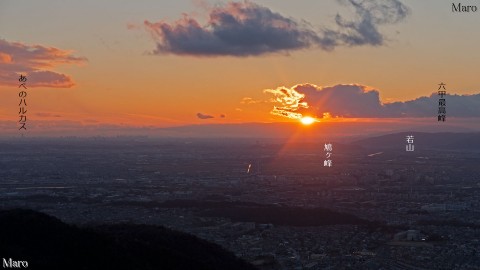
1;0;480;136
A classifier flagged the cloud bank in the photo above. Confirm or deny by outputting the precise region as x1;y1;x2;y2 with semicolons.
264;83;480;119
141;0;409;57
0;39;86;88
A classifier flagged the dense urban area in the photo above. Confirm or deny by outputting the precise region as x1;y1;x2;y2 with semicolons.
1;134;479;269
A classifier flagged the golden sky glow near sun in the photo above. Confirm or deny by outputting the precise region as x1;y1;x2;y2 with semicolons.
300;116;316;125
0;0;480;136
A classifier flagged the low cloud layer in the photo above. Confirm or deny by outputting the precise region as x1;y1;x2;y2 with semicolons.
196;112;226;119
0;39;86;88
35;112;62;118
197;113;215;119
264;83;480;119
141;0;409;57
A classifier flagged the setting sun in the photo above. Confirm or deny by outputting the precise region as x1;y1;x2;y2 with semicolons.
300;116;316;125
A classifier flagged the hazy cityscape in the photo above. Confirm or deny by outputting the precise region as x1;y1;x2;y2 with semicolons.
1;133;479;269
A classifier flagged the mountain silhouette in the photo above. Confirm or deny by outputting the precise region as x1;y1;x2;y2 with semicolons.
0;209;255;270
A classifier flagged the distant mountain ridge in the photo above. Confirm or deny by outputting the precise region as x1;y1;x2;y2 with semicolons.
2;119;479;138
353;132;480;150
159;122;479;139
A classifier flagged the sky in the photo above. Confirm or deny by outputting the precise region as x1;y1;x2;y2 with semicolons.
1;0;480;136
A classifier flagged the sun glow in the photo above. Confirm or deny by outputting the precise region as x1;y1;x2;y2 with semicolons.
300;116;316;125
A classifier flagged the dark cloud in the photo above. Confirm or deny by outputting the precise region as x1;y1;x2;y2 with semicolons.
197;113;215;119
0;39;87;88
143;1;319;57
386;93;480;117
220;114;226;118
265;83;480;119
296;84;384;117
141;0;409;57
319;0;410;49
